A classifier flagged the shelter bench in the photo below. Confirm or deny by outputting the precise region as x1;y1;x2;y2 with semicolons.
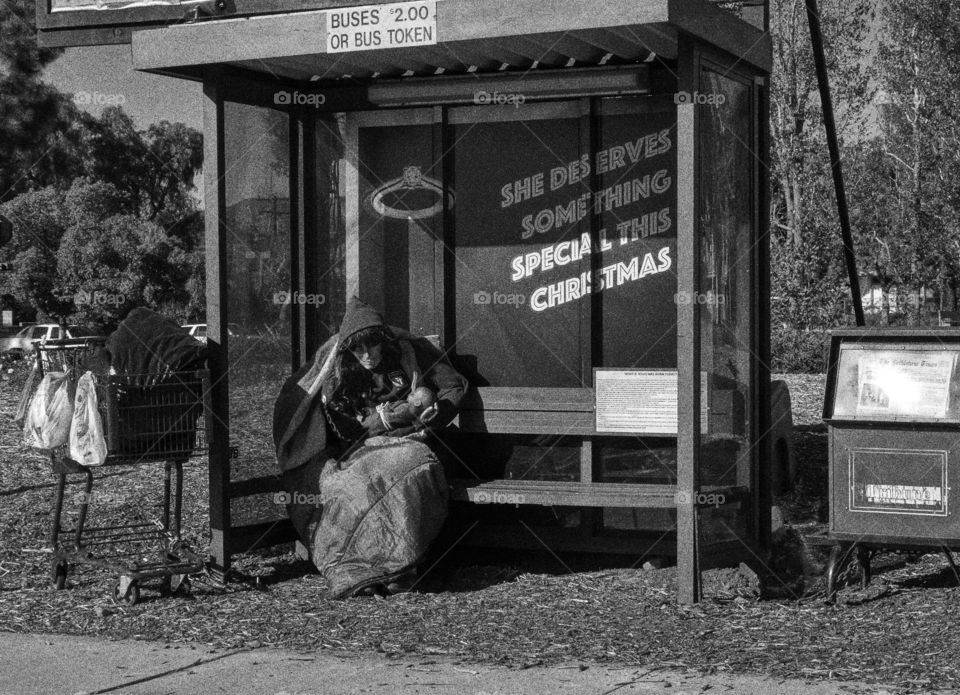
223;380;792;575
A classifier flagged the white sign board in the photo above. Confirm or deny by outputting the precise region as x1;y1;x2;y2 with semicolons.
325;1;437;54
595;369;709;435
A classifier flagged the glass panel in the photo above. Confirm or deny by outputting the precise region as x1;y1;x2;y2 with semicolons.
222;101;291;526
596;96;678;370
831;343;960;421
593;97;679;530
697;69;755;541
308;115;350;341
600;436;677;531
446;432;581;482
353;117;439;334
600;437;676;484
451;105;586;388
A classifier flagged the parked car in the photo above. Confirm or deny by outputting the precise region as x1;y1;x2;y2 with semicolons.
0;324;83;359
182;323;242;344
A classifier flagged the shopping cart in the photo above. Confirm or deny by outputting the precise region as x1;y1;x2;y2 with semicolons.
35;338;211;604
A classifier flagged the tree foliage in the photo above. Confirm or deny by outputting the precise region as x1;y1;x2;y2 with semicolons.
0;0;84;199
0;0;204;331
0;181;205;331
768;0;876;330
80;108;203;225
855;0;960;321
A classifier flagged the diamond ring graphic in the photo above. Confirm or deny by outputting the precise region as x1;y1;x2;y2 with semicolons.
369;166;453;220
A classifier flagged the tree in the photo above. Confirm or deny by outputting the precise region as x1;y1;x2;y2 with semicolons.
863;0;960;322
81;108;203;226
0;0;80;201
0;187;72;321
55;211;199;331
767;0;875;328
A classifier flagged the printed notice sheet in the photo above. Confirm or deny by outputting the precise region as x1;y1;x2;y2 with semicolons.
856;350;956;418
595;369;707;434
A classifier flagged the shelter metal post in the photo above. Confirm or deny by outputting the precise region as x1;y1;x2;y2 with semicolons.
202;65;232;575
676;36;702;605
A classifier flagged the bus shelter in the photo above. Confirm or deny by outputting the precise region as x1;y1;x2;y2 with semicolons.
38;0;772;603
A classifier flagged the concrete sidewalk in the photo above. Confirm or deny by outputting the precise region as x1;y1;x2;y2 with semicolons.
0;632;902;695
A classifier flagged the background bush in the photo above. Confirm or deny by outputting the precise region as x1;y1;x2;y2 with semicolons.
771;326;832;374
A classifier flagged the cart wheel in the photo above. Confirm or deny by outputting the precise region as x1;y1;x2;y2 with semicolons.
52;562;67;590
113;580;140;606
168;574;191;597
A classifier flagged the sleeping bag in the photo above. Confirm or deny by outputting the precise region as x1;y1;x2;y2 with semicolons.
284;437;448;598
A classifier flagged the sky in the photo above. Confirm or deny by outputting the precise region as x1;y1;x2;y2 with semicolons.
44;43;202;131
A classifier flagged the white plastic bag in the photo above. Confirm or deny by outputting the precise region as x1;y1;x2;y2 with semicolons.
23;371;73;450
69;371;107;466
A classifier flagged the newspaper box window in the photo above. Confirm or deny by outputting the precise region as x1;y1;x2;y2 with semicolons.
36;0;772;602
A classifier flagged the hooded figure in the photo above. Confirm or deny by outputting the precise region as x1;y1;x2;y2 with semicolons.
272;297;468;597
274;296;467;471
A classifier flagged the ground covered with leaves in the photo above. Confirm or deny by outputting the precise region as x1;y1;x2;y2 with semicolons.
2;366;960;693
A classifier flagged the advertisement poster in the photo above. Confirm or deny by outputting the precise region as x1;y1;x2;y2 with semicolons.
855;350;956;418
454;109;678;388
358;124;438;331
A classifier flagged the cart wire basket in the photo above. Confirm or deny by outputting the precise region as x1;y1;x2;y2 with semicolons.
35;337;211;604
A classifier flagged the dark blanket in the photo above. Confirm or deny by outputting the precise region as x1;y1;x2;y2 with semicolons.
106;307;206;377
283;437;448;598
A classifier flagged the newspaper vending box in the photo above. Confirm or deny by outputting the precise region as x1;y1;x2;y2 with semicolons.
822;328;960;598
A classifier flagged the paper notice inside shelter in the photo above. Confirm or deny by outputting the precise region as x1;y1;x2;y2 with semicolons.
596;370;678;434
595;369;707;434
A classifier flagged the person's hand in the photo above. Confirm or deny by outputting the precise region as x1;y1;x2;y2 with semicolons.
407;371;438;419
378;401;418;429
417;403;439;425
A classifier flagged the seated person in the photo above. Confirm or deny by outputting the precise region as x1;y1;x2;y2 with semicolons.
273;297;468;598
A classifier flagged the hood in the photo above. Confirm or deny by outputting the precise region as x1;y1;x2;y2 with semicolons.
337;297;386;343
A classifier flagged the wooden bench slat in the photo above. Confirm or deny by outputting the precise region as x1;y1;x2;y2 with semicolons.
458;410;596;435
230;475;285;499
462;386;594;411
450;479;747;508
